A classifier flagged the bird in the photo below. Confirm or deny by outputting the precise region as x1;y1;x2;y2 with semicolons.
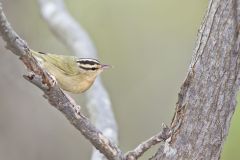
30;49;110;93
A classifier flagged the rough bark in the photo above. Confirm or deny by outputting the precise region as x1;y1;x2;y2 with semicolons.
152;0;240;159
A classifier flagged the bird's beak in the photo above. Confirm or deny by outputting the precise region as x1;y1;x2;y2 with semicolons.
101;64;112;69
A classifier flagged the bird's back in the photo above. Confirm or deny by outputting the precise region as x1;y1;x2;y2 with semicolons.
31;50;79;76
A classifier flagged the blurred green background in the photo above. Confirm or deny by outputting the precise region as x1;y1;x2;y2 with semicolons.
0;0;239;160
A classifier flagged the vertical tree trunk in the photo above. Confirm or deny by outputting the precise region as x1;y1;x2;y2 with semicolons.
153;0;240;159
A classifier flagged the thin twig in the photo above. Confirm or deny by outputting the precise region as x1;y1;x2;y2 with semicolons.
124;124;171;160
0;3;123;160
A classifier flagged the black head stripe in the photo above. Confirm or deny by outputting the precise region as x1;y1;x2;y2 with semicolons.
77;58;100;66
77;58;102;71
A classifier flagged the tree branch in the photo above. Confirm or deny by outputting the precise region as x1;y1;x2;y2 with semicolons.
37;1;118;159
0;3;123;160
124;124;171;160
0;3;27;56
152;0;240;159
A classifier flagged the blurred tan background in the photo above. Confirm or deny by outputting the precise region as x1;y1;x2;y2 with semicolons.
0;0;239;160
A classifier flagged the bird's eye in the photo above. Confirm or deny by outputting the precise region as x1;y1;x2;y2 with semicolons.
91;67;97;70
79;65;99;71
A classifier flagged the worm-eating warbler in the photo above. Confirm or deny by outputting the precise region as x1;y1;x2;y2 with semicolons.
30;49;110;93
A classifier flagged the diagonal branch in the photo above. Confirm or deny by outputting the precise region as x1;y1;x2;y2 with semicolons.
0;3;123;160
0;3;27;56
37;1;118;159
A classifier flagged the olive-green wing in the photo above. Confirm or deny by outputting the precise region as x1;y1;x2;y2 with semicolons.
31;50;79;75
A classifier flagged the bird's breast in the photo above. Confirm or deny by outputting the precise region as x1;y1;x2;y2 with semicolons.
57;74;94;93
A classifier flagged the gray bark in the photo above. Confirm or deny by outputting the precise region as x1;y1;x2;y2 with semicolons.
152;0;240;159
